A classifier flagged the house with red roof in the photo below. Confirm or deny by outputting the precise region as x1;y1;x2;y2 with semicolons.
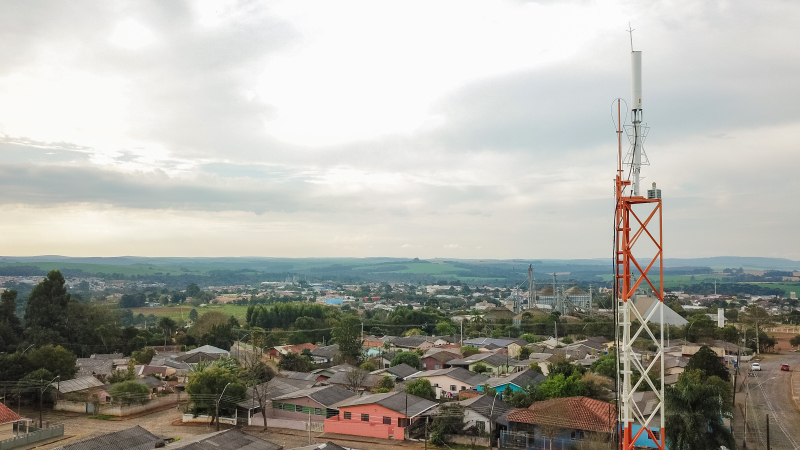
504;396;616;447
0;402;28;440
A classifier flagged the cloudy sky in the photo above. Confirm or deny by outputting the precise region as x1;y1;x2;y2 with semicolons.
0;0;797;259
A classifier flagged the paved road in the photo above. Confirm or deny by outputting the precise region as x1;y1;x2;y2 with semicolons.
741;352;800;450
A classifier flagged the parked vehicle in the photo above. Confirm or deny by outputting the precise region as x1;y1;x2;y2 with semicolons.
752;363;762;371
781;364;790;371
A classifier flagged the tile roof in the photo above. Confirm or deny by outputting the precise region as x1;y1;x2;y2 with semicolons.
423;351;460;363
284;343;319;354
76;359;114;377
331;391;437;418
506;397;616;433
53;425;162;450
0;402;25;425
54;376;105;394
273;385;356;407
167;429;281;450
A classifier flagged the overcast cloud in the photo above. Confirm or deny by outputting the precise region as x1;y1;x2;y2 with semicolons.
0;0;797;259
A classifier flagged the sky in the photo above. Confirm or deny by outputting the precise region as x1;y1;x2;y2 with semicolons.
0;0;798;259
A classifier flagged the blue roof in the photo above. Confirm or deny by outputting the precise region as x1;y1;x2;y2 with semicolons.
325;298;344;305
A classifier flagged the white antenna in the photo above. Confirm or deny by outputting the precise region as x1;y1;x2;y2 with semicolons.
627;23;635;52
630;47;643;196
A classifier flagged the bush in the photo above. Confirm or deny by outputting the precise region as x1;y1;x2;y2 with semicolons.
109;381;151;405
390;352;421;370
461;346;481;357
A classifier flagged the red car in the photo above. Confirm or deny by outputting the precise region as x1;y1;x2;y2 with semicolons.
781;364;790;371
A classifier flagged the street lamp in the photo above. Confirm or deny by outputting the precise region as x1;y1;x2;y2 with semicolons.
216;382;232;431
39;376;59;428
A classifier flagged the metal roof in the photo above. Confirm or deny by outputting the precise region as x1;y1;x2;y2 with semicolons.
409;367;489;386
53;376;105;394
484;369;545;389
166;429;281;450
280;371;319;381
53;425;162;450
456;395;514;420
326;371;381;388
186;345;230;355
385;364;420;379
272;385;356;408
238;378;315;410
330;391;437;418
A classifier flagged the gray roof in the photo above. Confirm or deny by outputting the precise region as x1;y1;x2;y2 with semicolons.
326;371;381;389
53;376;105;394
311;344;339;358
448;353;512;368
238;378;316;409
186;345;230;355
135;376;165;389
76;359;114;377
176;352;225;364
456;395;514;420
90;353;123;360
392;335;433;348
167;429;281;450
330;391;437;418
410;367;489;386
280;371;319;381
386;364;420;379
272;385;356;408
53;426;162;450
484;370;545;389
463;338;527;348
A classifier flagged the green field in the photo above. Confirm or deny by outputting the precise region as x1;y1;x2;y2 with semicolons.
131;304;251;321
386;262;470;275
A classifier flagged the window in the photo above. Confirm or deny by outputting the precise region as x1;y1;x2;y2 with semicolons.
477;421;485;432
461;386;466;391
361;414;369;422
450;385;457;391
571;430;585;440
302;406;313;414
652;431;660;442
435;365;440;369
383;416;392;425
315;408;324;415
283;403;294;411
295;405;303;412
273;402;282;409
423;363;427;369
344;412;352;420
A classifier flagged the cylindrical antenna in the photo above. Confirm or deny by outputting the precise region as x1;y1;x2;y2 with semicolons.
631;50;643;195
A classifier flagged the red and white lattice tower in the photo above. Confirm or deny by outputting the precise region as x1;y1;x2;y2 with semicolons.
614;48;665;450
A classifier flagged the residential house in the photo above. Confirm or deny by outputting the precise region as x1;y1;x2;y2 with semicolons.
482;306;515;322
53;376;107;403
447;352;522;376
76;358;114;379
0;402;28;440
681;346;725;362
505;397;616;447
268;343;320;360
281;370;326;383
312;364;356;380
436;395;513;435
166;428;282;450
186;345;230;356
462;337;528;351
52;425;164;450
270;385;356;423
325;392;437;440
311;345;339;364
392;336;435;351
135;376;168;394
421;350;459;371
408;367;489;399
477;370;546;397
238;378;316;427
175;351;226;365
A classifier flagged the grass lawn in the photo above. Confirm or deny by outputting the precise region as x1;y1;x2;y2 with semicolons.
130;304;251;322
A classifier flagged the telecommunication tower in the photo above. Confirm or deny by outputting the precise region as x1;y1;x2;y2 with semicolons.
614;37;666;450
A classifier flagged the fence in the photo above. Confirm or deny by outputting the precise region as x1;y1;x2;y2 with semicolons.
54;394;179;417
0;424;64;450
500;430;605;450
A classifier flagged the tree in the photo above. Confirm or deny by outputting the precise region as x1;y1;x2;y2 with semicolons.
360;361;376;372
157;317;177;346
461;346;481;357
590;352;617;378
277;352;312;372
402;328;425;336
581;372;613;402
435;321;456;336
119;293;146;308
0;290;23;351
377;375;395;391
132;347;156;364
189;311;229;337
186;366;246;425
109;381;151;405
685;346;729;381
740;305;772;354
241;355;276;431
332;317;363;364
547;355;585;379
391;351;421;369
186;283;202;298
472;362;490;374
189;308;199;322
343;367;370;393
791;335;800;348
17;368;55;405
518;346;532;360
430;403;466;445
24;270;71;342
537;374;585;400
665;369;734;450
404;378;437;401
27;345;78;380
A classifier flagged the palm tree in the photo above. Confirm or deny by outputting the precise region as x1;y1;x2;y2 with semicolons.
665;369;734;450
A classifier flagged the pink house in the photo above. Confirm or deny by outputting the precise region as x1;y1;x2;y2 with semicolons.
325;392;437;440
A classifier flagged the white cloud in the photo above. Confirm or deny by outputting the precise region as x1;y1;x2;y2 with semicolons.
108;19;156;49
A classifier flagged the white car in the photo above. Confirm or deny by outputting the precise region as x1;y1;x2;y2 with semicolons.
752;363;761;371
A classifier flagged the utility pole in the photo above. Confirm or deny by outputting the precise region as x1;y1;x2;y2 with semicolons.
216;382;232;431
766;414;770;450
